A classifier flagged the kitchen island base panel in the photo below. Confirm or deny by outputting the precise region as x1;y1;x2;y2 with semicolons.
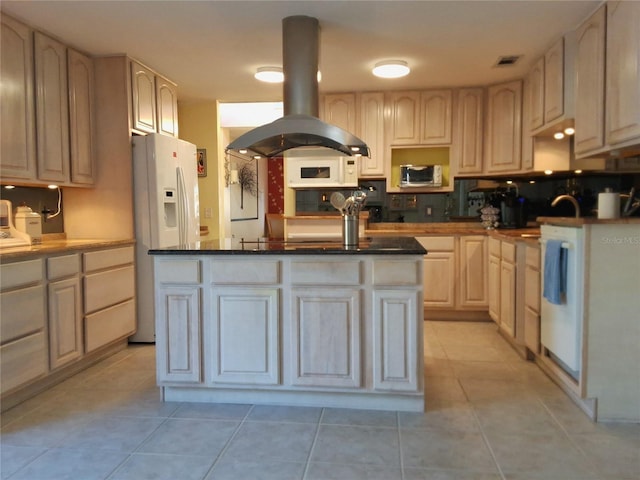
160;386;425;412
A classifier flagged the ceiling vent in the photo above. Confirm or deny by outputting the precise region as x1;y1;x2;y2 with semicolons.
494;55;522;67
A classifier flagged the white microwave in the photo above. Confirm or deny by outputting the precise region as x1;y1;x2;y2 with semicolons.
286;155;358;189
399;164;443;188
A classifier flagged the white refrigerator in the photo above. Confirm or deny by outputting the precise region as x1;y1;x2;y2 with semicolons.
130;133;200;342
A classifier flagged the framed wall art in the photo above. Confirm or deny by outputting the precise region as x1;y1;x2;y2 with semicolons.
197;149;207;177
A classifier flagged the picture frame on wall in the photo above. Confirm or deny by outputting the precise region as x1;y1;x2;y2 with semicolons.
197;149;207;177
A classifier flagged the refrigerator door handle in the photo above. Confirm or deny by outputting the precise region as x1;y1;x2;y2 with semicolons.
177;166;187;245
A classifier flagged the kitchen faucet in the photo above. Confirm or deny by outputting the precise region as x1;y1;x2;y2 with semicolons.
551;194;580;218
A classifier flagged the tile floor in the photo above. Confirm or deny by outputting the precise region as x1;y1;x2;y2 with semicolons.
1;321;638;480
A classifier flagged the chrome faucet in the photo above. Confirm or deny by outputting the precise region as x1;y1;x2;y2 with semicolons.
551;194;580;218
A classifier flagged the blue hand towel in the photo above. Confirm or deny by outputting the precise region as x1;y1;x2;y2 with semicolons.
543;239;567;305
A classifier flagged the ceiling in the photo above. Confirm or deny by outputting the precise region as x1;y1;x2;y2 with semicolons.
2;1;601;104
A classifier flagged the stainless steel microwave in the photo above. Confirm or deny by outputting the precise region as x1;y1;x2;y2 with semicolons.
399;164;443;188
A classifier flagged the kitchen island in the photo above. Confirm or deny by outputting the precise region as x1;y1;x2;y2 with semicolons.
149;237;426;411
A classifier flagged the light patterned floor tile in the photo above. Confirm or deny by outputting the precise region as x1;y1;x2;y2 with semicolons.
305;461;402;479
108;453;214;480
206;459;305;480
311;424;400;466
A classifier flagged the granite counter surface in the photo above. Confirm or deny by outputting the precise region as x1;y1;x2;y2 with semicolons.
0;237;135;262
149;236;426;255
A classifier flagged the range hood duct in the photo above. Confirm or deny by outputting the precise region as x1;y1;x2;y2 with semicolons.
226;16;369;158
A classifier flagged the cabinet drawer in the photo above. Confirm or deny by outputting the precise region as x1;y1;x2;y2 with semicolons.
501;241;516;263
372;259;421;285
0;285;46;344
524;265;541;312
156;258;201;284
415;236;455;251
210;259;279;284
0;331;47;393
525;245;540;268
1;259;43;290
84;265;134;313
488;237;501;257
83;246;134;272
47;254;80;280
291;260;361;285
85;299;135;353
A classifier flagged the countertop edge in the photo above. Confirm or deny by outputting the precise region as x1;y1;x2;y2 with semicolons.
0;239;136;261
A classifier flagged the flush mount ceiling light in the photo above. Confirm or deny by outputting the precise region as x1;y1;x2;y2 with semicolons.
372;60;410;79
254;67;284;83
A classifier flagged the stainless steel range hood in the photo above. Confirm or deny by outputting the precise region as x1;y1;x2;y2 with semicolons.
226;16;369;158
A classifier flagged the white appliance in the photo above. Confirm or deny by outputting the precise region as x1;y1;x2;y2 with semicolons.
540;225;584;378
130;133;200;342
285;149;358;189
0;200;32;248
399;165;443;188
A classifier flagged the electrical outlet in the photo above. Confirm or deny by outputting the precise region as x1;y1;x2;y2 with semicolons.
204;207;212;218
425;206;433;216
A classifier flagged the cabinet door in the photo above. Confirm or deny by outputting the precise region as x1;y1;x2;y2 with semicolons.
156;286;201;383
485;80;522;173
524;306;540;354
68;49;95;185
453;88;484;174
358;92;386;177
606;1;640;145
48;277;82;369
544;38;564;123
521;73;534;171
372;289;418;392
322;93;356;133
488;254;500;323
210;288;279;385
458;236;488;308
131;60;157;134
499;260;516;337
423;252;455;308
0;15;36;180
388;91;420;145
529;57;545;131
34;32;70;183
574;5;606;154
156;75;178;137
524;263;541;354
0;332;47;394
420;89;452;144
290;287;361;388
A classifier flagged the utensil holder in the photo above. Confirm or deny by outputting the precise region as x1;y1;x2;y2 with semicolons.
342;214;359;246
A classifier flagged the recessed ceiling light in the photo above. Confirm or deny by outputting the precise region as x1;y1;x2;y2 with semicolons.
254;67;284;83
553;132;565;140
564;127;575;135
372;60;410;79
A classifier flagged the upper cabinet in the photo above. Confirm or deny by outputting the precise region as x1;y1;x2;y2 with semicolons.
452;88;484;175
544;38;565;123
357;92;386;178
34;32;70;184
485;80;522;173
387;90;452;146
574;1;640;160
0;15;36;180
574;4;606;155
605;0;640;147
130;59;178;137
322;93;356;133
0;15;95;187
528;57;545;131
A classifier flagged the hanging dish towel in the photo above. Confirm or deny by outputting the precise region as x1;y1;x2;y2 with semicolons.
543;239;567;305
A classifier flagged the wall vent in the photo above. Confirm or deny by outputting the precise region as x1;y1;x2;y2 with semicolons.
494;55;521;67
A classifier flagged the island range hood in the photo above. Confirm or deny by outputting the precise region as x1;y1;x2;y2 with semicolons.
226;16;369;159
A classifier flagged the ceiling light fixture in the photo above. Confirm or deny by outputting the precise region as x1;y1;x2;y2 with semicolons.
254;67;284;83
564;127;575;135
372;60;410;79
553;132;565;140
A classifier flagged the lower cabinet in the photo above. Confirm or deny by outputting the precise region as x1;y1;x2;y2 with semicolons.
211;287;279;385
48;277;82;369
523;245;541;354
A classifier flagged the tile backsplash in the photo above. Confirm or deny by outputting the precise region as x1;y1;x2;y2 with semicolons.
0;185;65;234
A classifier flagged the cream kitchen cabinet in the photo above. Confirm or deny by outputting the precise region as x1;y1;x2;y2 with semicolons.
387;90;452;146
321;93;357;134
528;57;545;131
488;239;501;322
155;257;202;384
47;254;82;370
0;259;47;396
485;80;522;173
34;32;70;184
131;59;179;137
68;49;96;185
452;88;484;175
418;235;488;317
0;14;36;181
574;4;606;155
499;241;517;337
523;244;541;355
83;246;136;353
605;1;640;147
358;92;386;177
543;38;565;124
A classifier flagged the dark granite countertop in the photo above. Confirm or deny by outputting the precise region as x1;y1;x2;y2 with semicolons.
149;236;427;255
